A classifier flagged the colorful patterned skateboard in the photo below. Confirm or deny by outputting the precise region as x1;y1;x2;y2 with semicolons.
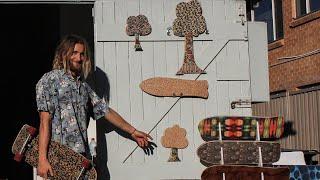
140;77;208;98
201;165;289;180
198;116;284;141
197;141;280;166
289;165;320;180
12;124;96;179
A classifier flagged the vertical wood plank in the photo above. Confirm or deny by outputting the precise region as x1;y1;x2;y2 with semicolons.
213;0;226;39
102;1;115;24
103;42;119;156
164;41;181;163
241;81;252;115
94;1;103;25
200;0;213;36
151;0;165;24
139;0;152;17
164;0;180;25
217;81;230;115
228;81;243;116
115;42;133;162
140;42;157;162
114;0;128;25
128;43;144;163
225;0;237;23
153;42;169;162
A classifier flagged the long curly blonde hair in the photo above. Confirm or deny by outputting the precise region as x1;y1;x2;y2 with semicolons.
52;34;92;78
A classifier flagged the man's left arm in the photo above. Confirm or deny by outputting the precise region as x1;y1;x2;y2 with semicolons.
105;108;153;147
85;83;152;147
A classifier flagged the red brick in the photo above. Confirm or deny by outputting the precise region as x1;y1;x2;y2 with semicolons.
268;0;320;92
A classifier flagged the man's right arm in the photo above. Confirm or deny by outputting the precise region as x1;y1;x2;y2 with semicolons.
37;111;53;178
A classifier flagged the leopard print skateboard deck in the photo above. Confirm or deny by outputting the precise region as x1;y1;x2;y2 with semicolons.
201;165;289;180
140;77;208;98
198;116;284;141
197;141;280;166
12;124;97;180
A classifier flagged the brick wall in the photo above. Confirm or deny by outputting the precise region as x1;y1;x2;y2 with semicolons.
268;0;320;92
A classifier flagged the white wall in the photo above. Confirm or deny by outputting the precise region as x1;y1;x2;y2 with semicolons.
93;0;268;179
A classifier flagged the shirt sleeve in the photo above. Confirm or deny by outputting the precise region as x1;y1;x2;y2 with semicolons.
85;83;109;120
35;73;55;115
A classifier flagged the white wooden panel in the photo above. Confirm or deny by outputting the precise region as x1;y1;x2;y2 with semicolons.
225;0;237;23
229;82;246;116
93;0;258;179
140;42;157;162
128;44;144;163
217;41;249;80
164;0;180;25
97;23;214;42
164;41;181;163
114;42;134;163
151;0;164;23
103;42;119;155
95;42;104;70
102;1;115;24
201;0;214;36
241;81;252;115
248;22;270;102
114;0;127;25
217;81;230;115
139;0;152;18
94;1;103;25
212;0;226;39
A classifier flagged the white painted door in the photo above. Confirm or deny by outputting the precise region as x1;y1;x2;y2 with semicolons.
94;0;252;179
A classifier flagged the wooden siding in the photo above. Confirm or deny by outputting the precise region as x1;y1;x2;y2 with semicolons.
94;0;254;179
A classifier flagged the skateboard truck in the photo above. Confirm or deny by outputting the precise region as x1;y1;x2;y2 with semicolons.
14;126;37;162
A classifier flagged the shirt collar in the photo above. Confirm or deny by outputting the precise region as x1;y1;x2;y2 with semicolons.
60;69;82;82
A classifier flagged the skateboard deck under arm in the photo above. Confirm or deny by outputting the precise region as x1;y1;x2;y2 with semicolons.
12;124;97;180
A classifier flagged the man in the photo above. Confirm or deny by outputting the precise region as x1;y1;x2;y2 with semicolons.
36;34;152;178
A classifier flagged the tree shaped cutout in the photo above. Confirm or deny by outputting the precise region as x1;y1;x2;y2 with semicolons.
161;125;188;162
126;15;152;51
173;0;207;75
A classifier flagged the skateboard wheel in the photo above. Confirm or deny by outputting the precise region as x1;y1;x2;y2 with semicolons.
27;127;37;136
81;159;91;169
14;153;24;162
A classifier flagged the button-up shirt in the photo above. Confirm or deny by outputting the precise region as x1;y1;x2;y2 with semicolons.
36;69;108;153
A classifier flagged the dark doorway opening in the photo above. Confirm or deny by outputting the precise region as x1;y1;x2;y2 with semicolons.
0;4;94;179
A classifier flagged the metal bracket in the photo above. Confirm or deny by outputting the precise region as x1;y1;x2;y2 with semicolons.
167;26;172;36
231;99;251;109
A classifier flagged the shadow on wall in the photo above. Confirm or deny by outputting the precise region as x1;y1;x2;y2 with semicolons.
282;121;297;138
87;67;158;179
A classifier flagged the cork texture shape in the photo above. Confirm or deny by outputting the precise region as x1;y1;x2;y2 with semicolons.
161;124;188;149
140;77;209;98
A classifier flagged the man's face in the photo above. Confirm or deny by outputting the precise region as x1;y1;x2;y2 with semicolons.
70;43;85;75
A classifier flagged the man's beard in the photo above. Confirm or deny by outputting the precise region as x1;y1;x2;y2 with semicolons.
69;61;82;76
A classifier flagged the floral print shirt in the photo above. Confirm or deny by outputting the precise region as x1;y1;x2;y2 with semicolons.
36;70;108;153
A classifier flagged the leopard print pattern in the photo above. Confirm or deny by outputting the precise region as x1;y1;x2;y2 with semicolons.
12;124;31;154
176;32;205;75
197;141;280;166
173;0;207;37
13;125;96;180
126;15;151;36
